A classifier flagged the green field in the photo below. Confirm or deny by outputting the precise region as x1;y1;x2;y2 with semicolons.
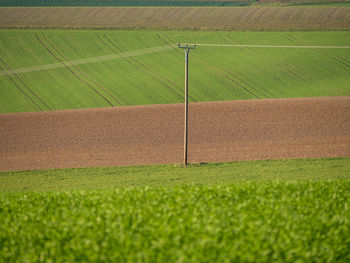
0;158;349;262
1;30;350;113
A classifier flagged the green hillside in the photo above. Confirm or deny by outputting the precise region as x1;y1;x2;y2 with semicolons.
1;30;350;113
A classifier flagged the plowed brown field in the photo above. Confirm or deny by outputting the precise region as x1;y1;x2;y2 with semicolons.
0;97;349;171
1;6;350;30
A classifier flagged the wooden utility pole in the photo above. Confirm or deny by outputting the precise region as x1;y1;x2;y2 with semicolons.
178;44;196;166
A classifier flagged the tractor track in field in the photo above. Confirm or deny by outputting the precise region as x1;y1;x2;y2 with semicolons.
0;97;349;172
0;58;51;111
104;33;193;101
102;33;189;102
43;33;123;106
283;34;350;69
0;62;43;111
282;34;350;96
34;33;115;107
159;34;262;99
223;35;337;97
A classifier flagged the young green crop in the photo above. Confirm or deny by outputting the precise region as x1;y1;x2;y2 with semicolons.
1;181;349;262
1;30;349;113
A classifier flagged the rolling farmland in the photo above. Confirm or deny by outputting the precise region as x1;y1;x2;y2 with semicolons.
1;1;350;261
1;30;350;113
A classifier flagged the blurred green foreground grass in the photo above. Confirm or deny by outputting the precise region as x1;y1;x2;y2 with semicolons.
0;157;349;262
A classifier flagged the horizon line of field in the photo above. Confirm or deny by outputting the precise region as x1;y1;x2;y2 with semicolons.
1;43;350;76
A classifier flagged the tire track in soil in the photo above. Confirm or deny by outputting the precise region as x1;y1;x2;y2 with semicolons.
224;34;338;97
34;32;115;107
160;34;262;99
103;33;188;102
44;33;123;106
0;58;51;111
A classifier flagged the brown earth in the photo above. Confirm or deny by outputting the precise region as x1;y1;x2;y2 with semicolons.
0;97;349;172
0;6;350;30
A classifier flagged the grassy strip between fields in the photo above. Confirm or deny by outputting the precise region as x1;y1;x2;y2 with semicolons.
0;157;349;192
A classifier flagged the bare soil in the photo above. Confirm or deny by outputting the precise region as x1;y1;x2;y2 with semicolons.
0;97;349;171
1;6;349;30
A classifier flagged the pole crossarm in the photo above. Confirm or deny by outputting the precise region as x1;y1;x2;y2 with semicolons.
178;43;197;50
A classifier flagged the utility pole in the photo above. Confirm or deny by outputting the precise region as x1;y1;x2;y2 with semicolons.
178;44;196;167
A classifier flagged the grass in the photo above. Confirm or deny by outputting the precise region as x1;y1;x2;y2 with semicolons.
0;181;349;262
1;158;349;261
1;30;350;113
0;157;349;192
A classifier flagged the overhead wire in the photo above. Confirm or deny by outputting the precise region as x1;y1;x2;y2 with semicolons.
1;43;350;76
0;44;175;76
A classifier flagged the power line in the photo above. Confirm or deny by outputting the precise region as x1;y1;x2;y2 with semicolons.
2;43;349;76
192;44;350;49
0;45;174;76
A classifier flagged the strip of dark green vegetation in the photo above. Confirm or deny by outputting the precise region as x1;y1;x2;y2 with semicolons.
0;157;349;192
1;180;349;262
